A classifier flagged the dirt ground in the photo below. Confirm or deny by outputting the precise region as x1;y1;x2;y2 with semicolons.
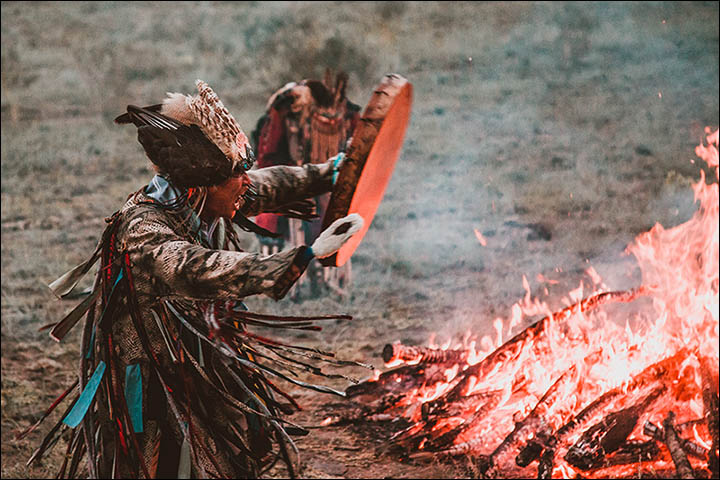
1;2;718;478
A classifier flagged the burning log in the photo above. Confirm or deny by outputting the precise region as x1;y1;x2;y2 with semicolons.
517;388;626;469
699;355;719;477
345;364;428;398
516;427;553;468
410;437;486;460
382;343;468;365
421;391;505;452
436;288;645;406
600;440;661;468
417;346;677;473
643;421;709;459
517;351;688;471
662;411;695;479
480;365;579;477
421;389;503;420
564;386;665;471
390;396;501;453
536;445;555;479
537;439;661;477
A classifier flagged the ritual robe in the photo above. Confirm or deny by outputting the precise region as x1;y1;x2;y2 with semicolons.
38;160;345;479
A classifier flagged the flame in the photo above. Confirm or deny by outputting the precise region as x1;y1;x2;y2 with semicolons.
372;129;719;474
474;228;488;246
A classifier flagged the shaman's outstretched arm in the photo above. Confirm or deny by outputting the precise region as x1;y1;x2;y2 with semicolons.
120;207;312;301
243;160;333;217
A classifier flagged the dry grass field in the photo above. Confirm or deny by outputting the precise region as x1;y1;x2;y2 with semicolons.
2;2;718;478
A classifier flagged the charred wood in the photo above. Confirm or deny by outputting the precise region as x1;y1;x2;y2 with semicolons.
410;438;485;460
564;386;664;471
518;376;635;471
345;364;428;398
382;343;468;365
516;438;545;468
581;462;683;479
599;440;661;468
481;366;578;477
421;389;503;420
510;353;685;476
643;421;709;459
537;445;555;479
662;411;695;479
516;427;553;467
421;391;505;452
535;351;686;463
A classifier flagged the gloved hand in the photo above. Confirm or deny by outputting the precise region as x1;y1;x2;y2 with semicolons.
311;213;364;259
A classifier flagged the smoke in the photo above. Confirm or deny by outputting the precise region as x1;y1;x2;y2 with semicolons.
350;2;719;343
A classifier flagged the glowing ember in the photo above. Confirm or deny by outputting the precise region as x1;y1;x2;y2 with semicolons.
342;129;719;478
474;228;488;246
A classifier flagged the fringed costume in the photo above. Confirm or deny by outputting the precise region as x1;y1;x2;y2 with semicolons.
24;80;367;479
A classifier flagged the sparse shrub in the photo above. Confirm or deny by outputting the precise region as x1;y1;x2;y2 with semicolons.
376;1;407;20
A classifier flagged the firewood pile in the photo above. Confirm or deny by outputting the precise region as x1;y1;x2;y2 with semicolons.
327;289;718;478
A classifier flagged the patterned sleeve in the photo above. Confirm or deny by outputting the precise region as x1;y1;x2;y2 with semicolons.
119;206;312;301
243;160;333;217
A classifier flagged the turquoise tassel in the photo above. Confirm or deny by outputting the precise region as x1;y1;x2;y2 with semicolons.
63;361;106;428
124;364;143;433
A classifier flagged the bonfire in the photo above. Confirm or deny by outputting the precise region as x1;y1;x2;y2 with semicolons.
329;128;719;479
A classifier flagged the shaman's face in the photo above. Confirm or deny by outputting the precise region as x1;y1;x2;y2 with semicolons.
203;173;251;220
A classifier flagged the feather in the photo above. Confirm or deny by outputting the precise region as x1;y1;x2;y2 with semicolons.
114;103;162;124
117;104;232;188
161;93;195;125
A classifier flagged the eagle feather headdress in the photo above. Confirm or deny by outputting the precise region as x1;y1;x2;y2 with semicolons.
116;80;254;189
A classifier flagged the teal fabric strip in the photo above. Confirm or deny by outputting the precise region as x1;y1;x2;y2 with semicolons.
124;364;143;433
63;361;106;428
85;326;96;359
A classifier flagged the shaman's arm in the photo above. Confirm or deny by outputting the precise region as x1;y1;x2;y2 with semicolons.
243;160;333;217
120;207;312;301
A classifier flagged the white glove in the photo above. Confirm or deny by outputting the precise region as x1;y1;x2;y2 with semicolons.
311;213;364;259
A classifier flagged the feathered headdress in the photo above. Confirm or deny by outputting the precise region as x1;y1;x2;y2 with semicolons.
115;80;254;189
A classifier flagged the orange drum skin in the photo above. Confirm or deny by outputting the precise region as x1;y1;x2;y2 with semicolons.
320;74;413;267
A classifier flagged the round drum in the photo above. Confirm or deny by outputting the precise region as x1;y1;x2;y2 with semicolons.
319;74;413;267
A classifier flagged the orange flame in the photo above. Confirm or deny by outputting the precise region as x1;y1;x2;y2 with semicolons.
380;129;719;473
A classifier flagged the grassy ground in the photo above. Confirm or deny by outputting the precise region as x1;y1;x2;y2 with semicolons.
2;1;718;478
